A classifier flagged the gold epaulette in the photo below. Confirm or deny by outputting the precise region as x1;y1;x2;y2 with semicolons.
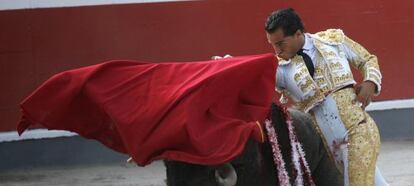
312;29;345;45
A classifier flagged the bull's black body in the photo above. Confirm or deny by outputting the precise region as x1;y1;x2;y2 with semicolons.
164;104;343;186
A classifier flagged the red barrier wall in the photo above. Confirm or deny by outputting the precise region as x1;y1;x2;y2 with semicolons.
1;0;412;131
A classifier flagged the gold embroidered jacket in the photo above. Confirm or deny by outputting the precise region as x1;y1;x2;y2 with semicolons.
276;29;382;112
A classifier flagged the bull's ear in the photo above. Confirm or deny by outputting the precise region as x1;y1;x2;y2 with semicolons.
214;163;237;186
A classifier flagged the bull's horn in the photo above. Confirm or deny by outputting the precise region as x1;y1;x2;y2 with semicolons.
215;163;237;186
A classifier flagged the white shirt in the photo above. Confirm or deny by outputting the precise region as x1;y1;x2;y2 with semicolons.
302;33;317;66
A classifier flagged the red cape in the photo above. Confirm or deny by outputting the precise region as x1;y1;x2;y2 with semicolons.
18;53;277;166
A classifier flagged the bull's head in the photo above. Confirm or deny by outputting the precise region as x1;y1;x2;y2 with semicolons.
164;161;241;186
164;139;270;186
164;106;343;186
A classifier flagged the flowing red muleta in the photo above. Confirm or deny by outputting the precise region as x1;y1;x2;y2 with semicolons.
18;53;277;166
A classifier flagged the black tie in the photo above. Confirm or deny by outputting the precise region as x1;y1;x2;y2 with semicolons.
297;49;315;78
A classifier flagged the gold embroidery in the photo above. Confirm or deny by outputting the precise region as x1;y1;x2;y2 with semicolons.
313;53;332;94
315;78;325;85
294;67;308;82
369;68;382;79
329;62;343;71
308;88;380;185
331;88;380;186
314;29;345;44
282;30;381;113
333;73;353;84
345;35;382;94
368;76;381;86
300;78;315;93
320;86;329;92
295;90;325;112
314;68;323;75
323;51;336;58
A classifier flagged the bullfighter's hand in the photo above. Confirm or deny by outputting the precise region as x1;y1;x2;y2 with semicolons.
354;81;376;110
211;54;232;60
